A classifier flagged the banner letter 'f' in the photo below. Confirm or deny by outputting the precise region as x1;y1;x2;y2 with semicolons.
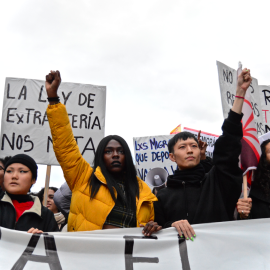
123;236;159;270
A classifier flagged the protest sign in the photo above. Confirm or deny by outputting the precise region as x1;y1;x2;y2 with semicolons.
1;219;270;270
0;78;106;165
259;85;270;133
133;135;177;180
216;61;266;135
182;127;219;158
259;130;270;144
133;129;218;180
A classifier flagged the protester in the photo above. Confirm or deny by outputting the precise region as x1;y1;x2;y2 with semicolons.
237;139;270;219
154;69;252;240
37;186;67;230
152;140;212;197
0;154;59;233
0;156;12;191
45;70;161;236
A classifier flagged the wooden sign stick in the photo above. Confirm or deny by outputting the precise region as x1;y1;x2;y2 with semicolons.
43;165;51;207
243;174;248;199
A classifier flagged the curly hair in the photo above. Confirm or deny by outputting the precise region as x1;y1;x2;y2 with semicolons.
253;139;270;196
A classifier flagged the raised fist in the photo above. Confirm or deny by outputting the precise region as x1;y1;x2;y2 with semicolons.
45;70;61;98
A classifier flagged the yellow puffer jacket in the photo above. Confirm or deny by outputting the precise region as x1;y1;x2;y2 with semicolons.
47;103;157;232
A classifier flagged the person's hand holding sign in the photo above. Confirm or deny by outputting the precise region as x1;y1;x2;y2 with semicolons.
45;70;62;105
28;228;43;234
237;198;252;219
140;221;162;236
172;220;196;241
198;130;207;160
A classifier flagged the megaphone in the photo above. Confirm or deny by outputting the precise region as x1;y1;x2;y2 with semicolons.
145;167;168;188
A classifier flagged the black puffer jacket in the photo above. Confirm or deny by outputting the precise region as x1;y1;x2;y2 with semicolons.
0;192;59;232
154;110;243;227
247;185;270;219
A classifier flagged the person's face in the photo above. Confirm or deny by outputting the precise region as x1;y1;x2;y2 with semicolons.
265;142;270;162
0;162;5;191
103;139;125;175
46;189;58;214
169;138;200;170
4;163;35;195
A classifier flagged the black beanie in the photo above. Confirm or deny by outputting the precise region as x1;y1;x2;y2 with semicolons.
4;154;38;180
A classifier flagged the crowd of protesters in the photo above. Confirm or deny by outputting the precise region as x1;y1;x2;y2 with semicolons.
1;68;270;239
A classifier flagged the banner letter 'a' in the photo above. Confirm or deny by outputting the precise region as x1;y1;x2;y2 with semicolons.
11;233;62;270
123;236;159;270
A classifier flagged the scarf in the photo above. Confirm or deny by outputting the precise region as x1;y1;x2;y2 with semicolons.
7;192;34;221
7;192;33;203
54;212;66;227
167;163;205;188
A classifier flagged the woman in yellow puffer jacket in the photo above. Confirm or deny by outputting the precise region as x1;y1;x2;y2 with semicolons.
45;70;161;235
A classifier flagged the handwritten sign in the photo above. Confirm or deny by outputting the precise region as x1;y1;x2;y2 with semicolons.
182;127;219;158
0;77;106;165
259;85;270;133
216;61;266;135
133;135;177;180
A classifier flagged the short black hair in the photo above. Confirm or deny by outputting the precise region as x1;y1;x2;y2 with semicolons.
168;132;198;153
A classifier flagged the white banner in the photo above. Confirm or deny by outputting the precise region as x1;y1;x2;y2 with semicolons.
0;219;270;269
216;61;266;136
182;127;219;158
133;135;177;180
0;78;106;165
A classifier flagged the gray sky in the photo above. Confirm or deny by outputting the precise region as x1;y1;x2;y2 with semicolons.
1;0;269;192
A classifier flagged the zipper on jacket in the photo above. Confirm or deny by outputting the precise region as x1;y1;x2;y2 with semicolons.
182;181;188;218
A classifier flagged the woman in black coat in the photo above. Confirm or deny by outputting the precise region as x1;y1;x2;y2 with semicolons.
237;139;270;219
0;154;59;233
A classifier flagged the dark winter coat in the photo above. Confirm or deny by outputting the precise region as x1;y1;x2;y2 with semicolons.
248;185;270;219
200;156;213;173
0;192;59;232
154;110;243;227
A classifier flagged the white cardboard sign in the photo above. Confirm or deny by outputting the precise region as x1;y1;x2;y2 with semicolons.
0;78;106;165
133;135;177;180
259;85;270;133
216;61;266;135
182;127;219;158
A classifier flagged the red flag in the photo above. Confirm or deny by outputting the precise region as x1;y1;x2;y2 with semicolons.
240;97;261;184
238;63;261;184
